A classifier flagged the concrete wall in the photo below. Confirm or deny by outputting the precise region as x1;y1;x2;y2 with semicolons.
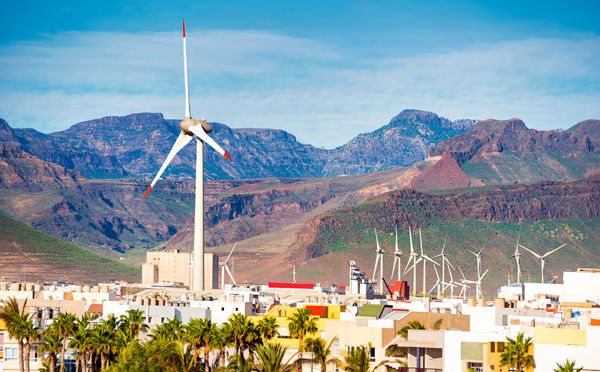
533;325;600;371
142;251;219;289
563;271;600;303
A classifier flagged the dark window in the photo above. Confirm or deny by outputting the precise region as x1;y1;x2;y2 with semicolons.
490;342;495;353
498;342;505;352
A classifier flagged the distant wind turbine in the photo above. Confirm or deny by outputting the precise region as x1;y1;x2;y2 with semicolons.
511;228;522;283
519;243;566;283
404;227;418;297
371;229;385;294
391;227;403;282
220;242;238;289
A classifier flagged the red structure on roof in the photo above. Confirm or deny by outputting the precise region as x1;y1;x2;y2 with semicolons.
268;282;314;289
304;305;327;318
87;304;103;314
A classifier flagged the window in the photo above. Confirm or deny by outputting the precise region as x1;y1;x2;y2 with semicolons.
5;347;18;361
497;342;505;353
369;347;376;360
490;342;495;353
221;307;225;311
334;338;339;356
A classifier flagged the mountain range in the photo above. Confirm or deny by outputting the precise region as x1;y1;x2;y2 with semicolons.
1;109;599;292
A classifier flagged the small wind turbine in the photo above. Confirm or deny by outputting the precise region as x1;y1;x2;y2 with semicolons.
371;229;385;294
403;227;418;297
427;265;441;297
390;227;403;282
143;20;232;291
434;237;455;296
519;243;566;283
410;229;439;296
457;266;470;300
464;269;489;299
511;229;522;283
220;242;238;289
468;248;484;279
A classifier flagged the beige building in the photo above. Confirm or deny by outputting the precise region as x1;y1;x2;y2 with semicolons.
141;250;219;289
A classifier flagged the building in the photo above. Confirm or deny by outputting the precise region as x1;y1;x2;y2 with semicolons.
141;250;219;289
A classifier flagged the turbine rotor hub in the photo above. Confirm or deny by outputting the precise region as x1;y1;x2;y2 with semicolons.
180;117;213;136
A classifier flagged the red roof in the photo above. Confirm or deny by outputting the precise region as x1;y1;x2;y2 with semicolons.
268;282;314;289
87;304;103;314
304;305;327;318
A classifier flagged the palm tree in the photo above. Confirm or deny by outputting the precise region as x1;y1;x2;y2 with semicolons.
148;337;195;372
0;297;30;372
500;332;535;372
304;337;339;372
69;328;89;372
185;318;216;371
554;359;583;372
152;317;185;342
397;319;442;369
256;316;279;340
341;346;371;372
227;352;254;372
39;329;63;372
288;308;319;358
54;312;78;372
228;313;258;354
22;318;40;372
254;341;295;372
211;323;233;367
119;309;148;341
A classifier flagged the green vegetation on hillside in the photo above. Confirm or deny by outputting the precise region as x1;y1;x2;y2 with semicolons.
0;213;140;283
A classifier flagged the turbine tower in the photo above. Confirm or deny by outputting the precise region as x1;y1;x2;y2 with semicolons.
391;227;403;282
143;20;232;291
511;229;522;283
220;242;238;289
371;229;385;294
404;227;418;297
519;243;566;283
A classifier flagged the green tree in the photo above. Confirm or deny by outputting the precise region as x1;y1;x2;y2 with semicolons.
500;332;535;372
287;308;319;358
212;323;233;367
39;329;63;372
553;359;583;372
22;318;40;372
104;340;162;372
254;341;295;372
256;316;279;340
303;337;339;372
228;314;259;354
342;346;371;372
119;309;149;341
185;318;216;372
54;312;78;372
148;337;195;372
227;352;254;372
0;297;30;372
152;317;185;342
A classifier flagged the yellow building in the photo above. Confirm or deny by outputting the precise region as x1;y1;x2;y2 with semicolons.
485;340;534;372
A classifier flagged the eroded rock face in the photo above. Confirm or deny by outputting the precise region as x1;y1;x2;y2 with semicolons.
295;176;600;261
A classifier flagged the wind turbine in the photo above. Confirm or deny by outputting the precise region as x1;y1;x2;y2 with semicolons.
403;227;418;297
511;229;522;283
468;248;484;279
391;227;403;282
464;269;489;299
434;237;455;296
220;242;238;289
519;243;566;283
427;265;441;297
413;229;439;296
371;229;385;294
457;266;470;300
143;20;232;291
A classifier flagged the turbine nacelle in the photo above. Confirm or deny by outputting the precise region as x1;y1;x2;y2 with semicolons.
180;117;213;135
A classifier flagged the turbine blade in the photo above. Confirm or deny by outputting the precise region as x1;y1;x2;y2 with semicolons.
409;227;414;254
419;228;424;255
224;242;238;265
372;255;379;282
480;269;489;280
519;244;542;258
188;125;232;160
143;131;192;198
391;257;397;277
225;265;236;285
544;244;566;257
395;226;399;253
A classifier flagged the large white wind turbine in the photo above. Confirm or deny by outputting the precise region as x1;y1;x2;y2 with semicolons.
403;227;418;297
391;227;403;282
220;242;238;289
519;243;566;283
371;229;385;294
143;20;232;291
511;229;522;283
457;266;470;300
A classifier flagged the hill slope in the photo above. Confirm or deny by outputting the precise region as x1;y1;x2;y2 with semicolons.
0;213;140;283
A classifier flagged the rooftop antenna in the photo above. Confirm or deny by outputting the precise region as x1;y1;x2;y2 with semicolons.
519;243;566;283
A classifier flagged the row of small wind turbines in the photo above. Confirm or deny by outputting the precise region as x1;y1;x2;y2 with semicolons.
370;227;566;299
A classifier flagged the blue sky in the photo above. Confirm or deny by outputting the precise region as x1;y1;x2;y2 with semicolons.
1;0;599;148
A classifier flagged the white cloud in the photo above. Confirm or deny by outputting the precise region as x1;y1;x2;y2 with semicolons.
0;30;599;147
